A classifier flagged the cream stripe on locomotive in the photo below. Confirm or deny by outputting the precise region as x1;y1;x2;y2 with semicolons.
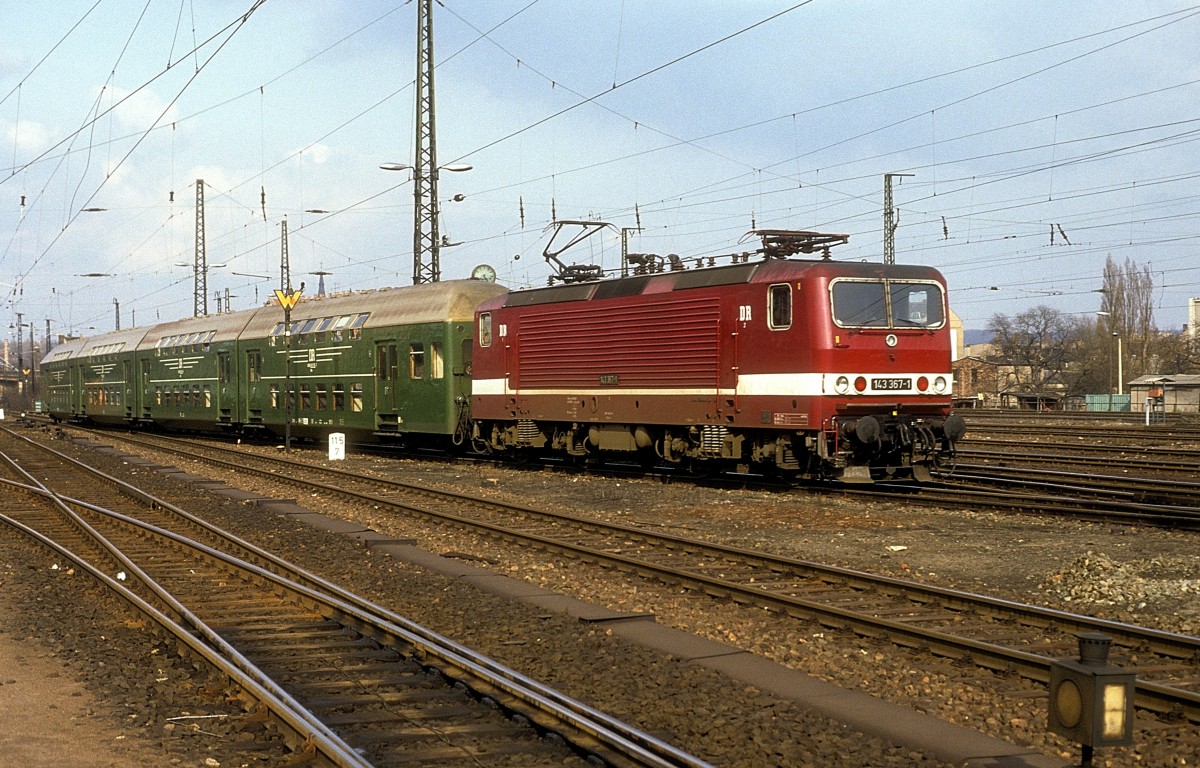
473;372;952;398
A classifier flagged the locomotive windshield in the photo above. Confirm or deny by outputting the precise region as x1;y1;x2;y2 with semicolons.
830;279;944;329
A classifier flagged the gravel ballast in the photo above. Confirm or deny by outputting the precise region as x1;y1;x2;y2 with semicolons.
3;429;1198;766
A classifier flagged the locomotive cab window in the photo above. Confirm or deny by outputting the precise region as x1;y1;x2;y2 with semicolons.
831;281;887;327
768;284;792;330
831;278;944;329
890;282;944;327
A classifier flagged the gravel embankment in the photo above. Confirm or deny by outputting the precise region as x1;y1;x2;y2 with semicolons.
5;430;1199;766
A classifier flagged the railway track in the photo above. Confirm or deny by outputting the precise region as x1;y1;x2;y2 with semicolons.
0;425;709;768
41;425;1200;728
955;444;1200;477
904;468;1200;528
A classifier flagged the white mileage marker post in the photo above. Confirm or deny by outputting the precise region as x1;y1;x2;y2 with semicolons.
328;432;346;461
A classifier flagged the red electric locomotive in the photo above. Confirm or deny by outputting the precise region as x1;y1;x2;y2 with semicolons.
469;230;965;481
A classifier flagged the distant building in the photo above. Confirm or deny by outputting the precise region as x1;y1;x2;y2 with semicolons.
948;308;964;361
1128;374;1200;413
951;355;1001;407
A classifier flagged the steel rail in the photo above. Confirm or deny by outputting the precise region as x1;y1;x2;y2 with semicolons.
67;428;1200;724
0;426;712;768
0;469;371;768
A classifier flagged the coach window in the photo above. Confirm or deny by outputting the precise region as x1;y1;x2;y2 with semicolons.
349;313;369;340
218;352;232;384
351;383;364;412
270;383;279;409
377;344;399;381
332;383;345;411
247;350;262;382
298;318;318;343
316;384;328;410
430;342;444;379
479;313;493;347
409;342;425;379
314;316;334;343
331;315;352;341
204;385;212;408
299;384;312;410
768;284;792;330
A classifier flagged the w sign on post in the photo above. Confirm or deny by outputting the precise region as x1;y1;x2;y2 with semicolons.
274;289;302;310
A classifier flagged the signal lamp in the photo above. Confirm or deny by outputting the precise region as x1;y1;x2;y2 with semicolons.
854;376;867;393
834;376;850;394
1048;633;1135;766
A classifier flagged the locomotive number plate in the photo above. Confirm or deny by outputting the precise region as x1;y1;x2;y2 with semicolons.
871;377;912;391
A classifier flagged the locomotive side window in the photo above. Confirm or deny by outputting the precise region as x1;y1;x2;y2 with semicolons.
768;284;792;330
479;313;493;347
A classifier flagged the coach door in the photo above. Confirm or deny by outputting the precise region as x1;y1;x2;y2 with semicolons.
244;349;264;425
70;362;84;417
123;359;135;420
374;341;401;433
457;338;472;400
217;351;232;423
139;358;152;419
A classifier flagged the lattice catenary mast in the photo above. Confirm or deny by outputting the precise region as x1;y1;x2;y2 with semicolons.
194;179;208;316
412;0;441;284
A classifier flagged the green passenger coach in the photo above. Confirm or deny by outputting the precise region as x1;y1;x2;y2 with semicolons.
40;279;508;446
139;311;255;432
237;280;506;442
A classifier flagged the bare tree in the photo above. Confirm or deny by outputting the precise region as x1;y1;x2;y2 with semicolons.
1099;255;1156;379
987;305;1091;394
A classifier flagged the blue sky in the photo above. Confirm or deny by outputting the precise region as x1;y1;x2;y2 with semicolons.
2;1;1199;343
